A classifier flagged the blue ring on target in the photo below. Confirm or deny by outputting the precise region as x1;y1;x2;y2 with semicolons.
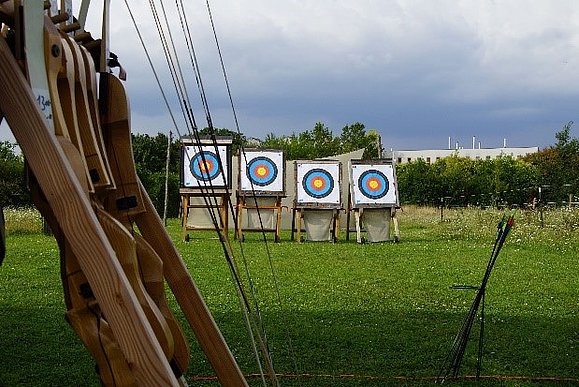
247;156;278;187
358;169;389;199
302;168;334;199
190;151;221;181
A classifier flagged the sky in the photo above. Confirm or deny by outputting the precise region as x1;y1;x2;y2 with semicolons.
3;0;579;151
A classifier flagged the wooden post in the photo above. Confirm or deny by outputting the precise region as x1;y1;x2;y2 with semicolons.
162;131;172;224
0;205;5;264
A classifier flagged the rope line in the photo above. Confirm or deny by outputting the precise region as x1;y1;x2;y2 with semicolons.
190;372;579;383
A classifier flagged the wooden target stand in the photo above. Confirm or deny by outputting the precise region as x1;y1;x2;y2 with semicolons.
235;194;285;242
181;189;231;242
345;159;401;243
345;193;400;243
291;206;341;243
291;160;342;243
235;149;286;242
180;137;233;241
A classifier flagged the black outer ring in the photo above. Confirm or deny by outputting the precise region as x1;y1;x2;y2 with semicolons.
246;156;278;187
357;169;389;199
302;168;335;199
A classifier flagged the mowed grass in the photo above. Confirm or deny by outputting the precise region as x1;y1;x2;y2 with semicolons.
0;206;578;386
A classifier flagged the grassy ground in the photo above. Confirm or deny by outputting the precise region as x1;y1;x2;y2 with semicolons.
0;206;578;386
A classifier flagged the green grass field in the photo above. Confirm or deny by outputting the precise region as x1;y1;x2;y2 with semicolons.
0;206;577;386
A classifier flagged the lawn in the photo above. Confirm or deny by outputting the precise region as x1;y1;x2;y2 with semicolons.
0;206;577;386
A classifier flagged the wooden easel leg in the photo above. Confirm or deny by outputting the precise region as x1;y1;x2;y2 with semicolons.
181;195;189;242
346;206;351;241
220;194;229;241
392;208;400;242
274;197;282;242
333;210;340;242
355;209;362;244
235;197;243;241
296;209;302;243
291;208;296;241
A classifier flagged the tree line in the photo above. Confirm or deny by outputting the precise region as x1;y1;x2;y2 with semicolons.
133;122;380;216
396;122;579;207
1;122;578;214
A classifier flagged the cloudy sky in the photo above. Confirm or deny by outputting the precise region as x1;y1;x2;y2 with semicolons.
3;1;579;151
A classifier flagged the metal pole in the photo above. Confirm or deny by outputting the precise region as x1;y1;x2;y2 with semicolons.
477;289;486;379
0;205;5;264
538;186;544;228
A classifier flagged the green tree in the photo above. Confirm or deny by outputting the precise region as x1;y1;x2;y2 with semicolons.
397;159;435;204
260;122;341;160
260;122;381;160
132;133;181;217
311;122;341;158
340;122;380;159
198;127;246;155
525;121;579;203
397;154;538;207
0;141;29;207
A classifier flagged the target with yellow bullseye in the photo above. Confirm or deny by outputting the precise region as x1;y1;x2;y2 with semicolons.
295;161;341;207
181;142;231;189
239;150;285;194
350;161;398;207
358;170;389;199
191;151;220;181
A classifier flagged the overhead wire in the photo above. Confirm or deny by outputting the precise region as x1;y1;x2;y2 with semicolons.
202;0;301;374
123;0;284;384
126;3;265;384
164;2;271;383
179;1;281;382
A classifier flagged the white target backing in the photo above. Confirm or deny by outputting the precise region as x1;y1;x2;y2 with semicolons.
295;161;341;207
239;150;285;194
182;144;230;189
350;161;398;207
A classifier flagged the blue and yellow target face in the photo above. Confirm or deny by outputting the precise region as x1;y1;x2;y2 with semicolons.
182;144;231;188
296;161;341;206
247;156;278;187
358;169;389;199
350;162;398;207
190;151;221;181
302;168;335;199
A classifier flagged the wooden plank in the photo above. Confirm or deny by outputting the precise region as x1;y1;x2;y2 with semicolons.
136;183;249;387
97;67;246;385
0;34;178;386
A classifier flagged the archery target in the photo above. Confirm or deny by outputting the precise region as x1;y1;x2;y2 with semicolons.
182;145;230;188
191;151;220;181
296;162;341;206
302;169;334;198
351;163;398;207
240;150;284;193
358;170;389;199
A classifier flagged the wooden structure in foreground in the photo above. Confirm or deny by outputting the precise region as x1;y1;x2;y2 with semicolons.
0;2;247;385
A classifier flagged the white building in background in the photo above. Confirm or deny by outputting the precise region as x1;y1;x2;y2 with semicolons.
389;137;539;164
